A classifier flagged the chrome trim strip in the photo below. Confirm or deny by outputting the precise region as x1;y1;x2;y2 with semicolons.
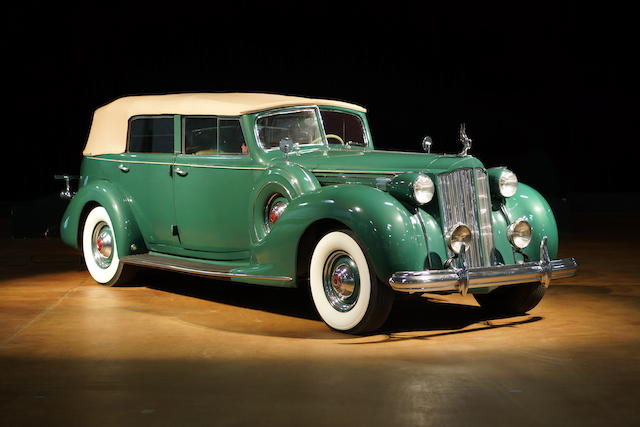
172;163;265;171
121;255;293;282
85;157;266;170
310;169;401;175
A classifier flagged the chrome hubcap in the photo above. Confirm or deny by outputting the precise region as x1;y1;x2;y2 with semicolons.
92;221;114;269
323;251;360;312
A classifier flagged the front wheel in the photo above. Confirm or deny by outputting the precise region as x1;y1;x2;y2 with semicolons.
309;230;394;334
82;206;134;286
473;282;546;314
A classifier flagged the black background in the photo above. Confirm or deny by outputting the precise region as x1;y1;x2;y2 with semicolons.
4;2;636;231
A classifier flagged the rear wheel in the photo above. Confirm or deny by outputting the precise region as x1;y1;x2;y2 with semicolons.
82;206;134;286
309;230;394;334
473;282;545;314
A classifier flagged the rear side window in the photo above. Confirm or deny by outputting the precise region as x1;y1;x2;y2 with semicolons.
128;116;174;153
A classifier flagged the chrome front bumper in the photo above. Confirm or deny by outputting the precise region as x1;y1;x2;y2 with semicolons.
389;237;578;296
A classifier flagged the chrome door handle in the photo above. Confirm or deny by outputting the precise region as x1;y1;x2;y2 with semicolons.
118;164;129;173
175;167;188;177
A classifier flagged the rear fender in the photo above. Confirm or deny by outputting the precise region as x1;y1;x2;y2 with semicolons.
59;180;145;257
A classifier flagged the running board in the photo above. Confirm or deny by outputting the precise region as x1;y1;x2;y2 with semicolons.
121;253;292;282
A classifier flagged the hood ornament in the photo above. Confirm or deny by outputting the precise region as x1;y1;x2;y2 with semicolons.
421;135;433;153
458;123;472;156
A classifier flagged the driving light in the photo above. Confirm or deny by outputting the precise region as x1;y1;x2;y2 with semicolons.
413;175;435;204
508;218;532;249
498;169;518;197
448;224;472;254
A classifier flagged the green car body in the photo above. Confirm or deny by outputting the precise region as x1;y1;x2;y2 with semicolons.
60;93;577;333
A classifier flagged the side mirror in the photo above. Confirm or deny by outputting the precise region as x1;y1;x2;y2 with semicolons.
422;136;433;153
279;138;294;160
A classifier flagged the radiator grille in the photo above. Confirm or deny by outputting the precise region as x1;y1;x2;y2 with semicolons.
437;168;494;267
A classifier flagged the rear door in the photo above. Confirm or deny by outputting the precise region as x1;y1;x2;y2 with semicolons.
118;115;179;250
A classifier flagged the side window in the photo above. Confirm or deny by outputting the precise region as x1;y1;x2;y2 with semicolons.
184;117;218;154
128;116;174;153
183;117;247;155
219;119;247;154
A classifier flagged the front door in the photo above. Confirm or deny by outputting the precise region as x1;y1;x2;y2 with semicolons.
173;116;257;258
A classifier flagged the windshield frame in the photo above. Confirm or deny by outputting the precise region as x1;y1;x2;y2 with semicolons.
254;106;328;152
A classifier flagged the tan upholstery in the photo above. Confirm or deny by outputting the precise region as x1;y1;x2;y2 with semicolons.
83;93;366;156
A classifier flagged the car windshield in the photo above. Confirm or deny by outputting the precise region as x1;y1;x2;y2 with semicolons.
256;110;323;149
320;110;367;147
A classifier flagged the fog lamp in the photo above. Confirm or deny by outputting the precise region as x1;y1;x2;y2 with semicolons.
508;218;532;249
448;224;472;254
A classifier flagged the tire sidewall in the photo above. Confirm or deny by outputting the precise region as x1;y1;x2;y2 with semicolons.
309;231;372;331
82;206;121;284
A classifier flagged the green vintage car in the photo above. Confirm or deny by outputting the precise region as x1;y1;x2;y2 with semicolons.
59;93;578;333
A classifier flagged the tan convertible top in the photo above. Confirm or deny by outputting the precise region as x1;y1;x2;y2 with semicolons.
83;93;367;156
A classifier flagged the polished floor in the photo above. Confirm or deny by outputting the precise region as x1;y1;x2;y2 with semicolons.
1;222;639;426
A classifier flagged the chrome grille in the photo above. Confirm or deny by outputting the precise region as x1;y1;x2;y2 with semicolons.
474;169;495;266
437;168;494;267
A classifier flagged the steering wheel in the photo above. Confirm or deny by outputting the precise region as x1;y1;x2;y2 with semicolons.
325;134;345;145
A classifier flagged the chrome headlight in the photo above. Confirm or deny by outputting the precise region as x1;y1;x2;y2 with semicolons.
448;223;472;254
498;169;518;197
508;218;532;249
388;173;435;205
413;175;435;204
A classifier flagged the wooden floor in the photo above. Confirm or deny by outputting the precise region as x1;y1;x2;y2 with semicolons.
1;225;638;426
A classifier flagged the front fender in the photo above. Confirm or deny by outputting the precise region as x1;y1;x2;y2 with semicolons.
252;185;428;283
251;162;320;243
500;183;559;261
256;162;320;196
59;179;145;257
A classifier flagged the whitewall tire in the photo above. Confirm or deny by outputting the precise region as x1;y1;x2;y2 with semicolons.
309;230;394;334
82;206;132;286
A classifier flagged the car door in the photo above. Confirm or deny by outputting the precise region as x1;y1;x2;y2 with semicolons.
120;115;179;249
173;116;258;258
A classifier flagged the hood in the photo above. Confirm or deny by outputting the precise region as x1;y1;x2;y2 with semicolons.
291;149;485;177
